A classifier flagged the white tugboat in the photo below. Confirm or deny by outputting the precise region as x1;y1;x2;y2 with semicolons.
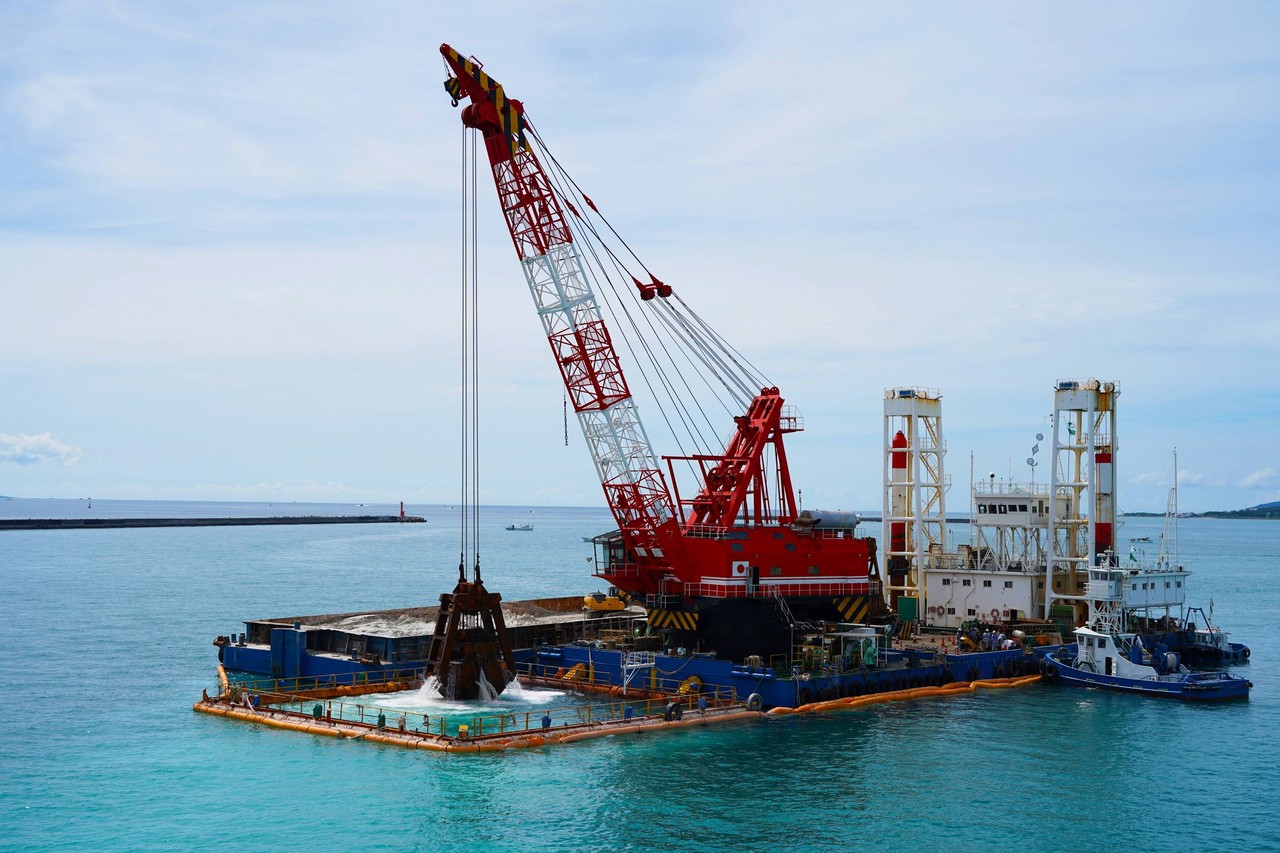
1044;562;1250;700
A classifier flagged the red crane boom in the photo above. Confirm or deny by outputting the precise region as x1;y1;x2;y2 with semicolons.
441;45;885;657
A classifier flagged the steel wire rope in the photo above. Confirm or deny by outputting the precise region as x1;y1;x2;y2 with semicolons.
670;292;771;391
559;200;707;468
576;210;747;427
530;145;772;516
529;139;696;439
470;128;482;577
530;139;712;466
525;125;739;447
538;115;769;398
530;123;761;418
529;124;789;521
562;214;715;460
528;122;662;282
647;294;762;403
571;226;705;461
649;298;756;406
531;135;734;453
465;126;476;573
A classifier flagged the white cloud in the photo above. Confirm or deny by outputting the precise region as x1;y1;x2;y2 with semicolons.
1177;470;1207;487
1238;467;1278;489
2;3;1278;510
0;432;83;465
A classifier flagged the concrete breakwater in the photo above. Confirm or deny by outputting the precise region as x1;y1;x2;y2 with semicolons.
0;515;426;531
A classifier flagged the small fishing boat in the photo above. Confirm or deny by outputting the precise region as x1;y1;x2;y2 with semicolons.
1043;566;1250;701
505;523;533;531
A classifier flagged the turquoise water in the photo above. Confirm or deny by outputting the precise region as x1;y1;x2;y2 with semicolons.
1;501;1276;852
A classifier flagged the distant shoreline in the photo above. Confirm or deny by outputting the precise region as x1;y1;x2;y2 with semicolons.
0;515;426;531
1126;509;1280;520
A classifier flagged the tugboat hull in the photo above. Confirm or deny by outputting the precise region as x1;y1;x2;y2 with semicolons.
1043;654;1251;701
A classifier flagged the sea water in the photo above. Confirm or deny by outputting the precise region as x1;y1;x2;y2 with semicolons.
0;500;1276;852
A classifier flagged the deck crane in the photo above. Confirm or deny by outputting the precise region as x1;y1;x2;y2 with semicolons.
441;45;889;661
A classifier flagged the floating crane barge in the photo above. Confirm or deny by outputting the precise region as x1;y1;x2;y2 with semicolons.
197;46;1249;747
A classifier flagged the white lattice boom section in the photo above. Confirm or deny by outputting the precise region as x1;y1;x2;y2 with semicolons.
1045;378;1118;620
882;387;948;613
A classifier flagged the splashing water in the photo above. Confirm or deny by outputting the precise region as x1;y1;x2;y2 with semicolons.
475;669;499;702
373;673;570;714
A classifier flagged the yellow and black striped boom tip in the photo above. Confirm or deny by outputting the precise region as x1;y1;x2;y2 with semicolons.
440;43;528;157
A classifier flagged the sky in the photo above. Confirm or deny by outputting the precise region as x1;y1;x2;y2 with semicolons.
1;1;1278;513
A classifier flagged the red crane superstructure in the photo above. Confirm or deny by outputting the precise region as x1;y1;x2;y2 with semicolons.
441;45;886;659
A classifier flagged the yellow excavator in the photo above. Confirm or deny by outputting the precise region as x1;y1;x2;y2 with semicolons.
583;586;630;613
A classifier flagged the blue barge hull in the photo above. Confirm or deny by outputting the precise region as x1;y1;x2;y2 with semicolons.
519;645;1041;708
220;632;1044;709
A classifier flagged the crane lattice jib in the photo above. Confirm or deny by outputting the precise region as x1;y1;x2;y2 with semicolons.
440;44;676;569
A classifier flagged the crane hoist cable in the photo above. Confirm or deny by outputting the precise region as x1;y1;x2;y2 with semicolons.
458;126;483;581
528;124;762;452
530;120;770;398
532;137;715;461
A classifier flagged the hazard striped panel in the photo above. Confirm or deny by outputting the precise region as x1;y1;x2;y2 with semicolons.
834;595;874;623
647;609;698;631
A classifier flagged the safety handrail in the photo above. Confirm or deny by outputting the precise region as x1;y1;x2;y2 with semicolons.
681;581;874;599
216;674;740;740
228;667;427;695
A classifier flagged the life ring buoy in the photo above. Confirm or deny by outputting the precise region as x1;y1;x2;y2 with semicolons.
746;693;764;712
664;702;684;721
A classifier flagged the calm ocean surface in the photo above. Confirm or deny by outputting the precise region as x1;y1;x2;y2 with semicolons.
1;499;1276;852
